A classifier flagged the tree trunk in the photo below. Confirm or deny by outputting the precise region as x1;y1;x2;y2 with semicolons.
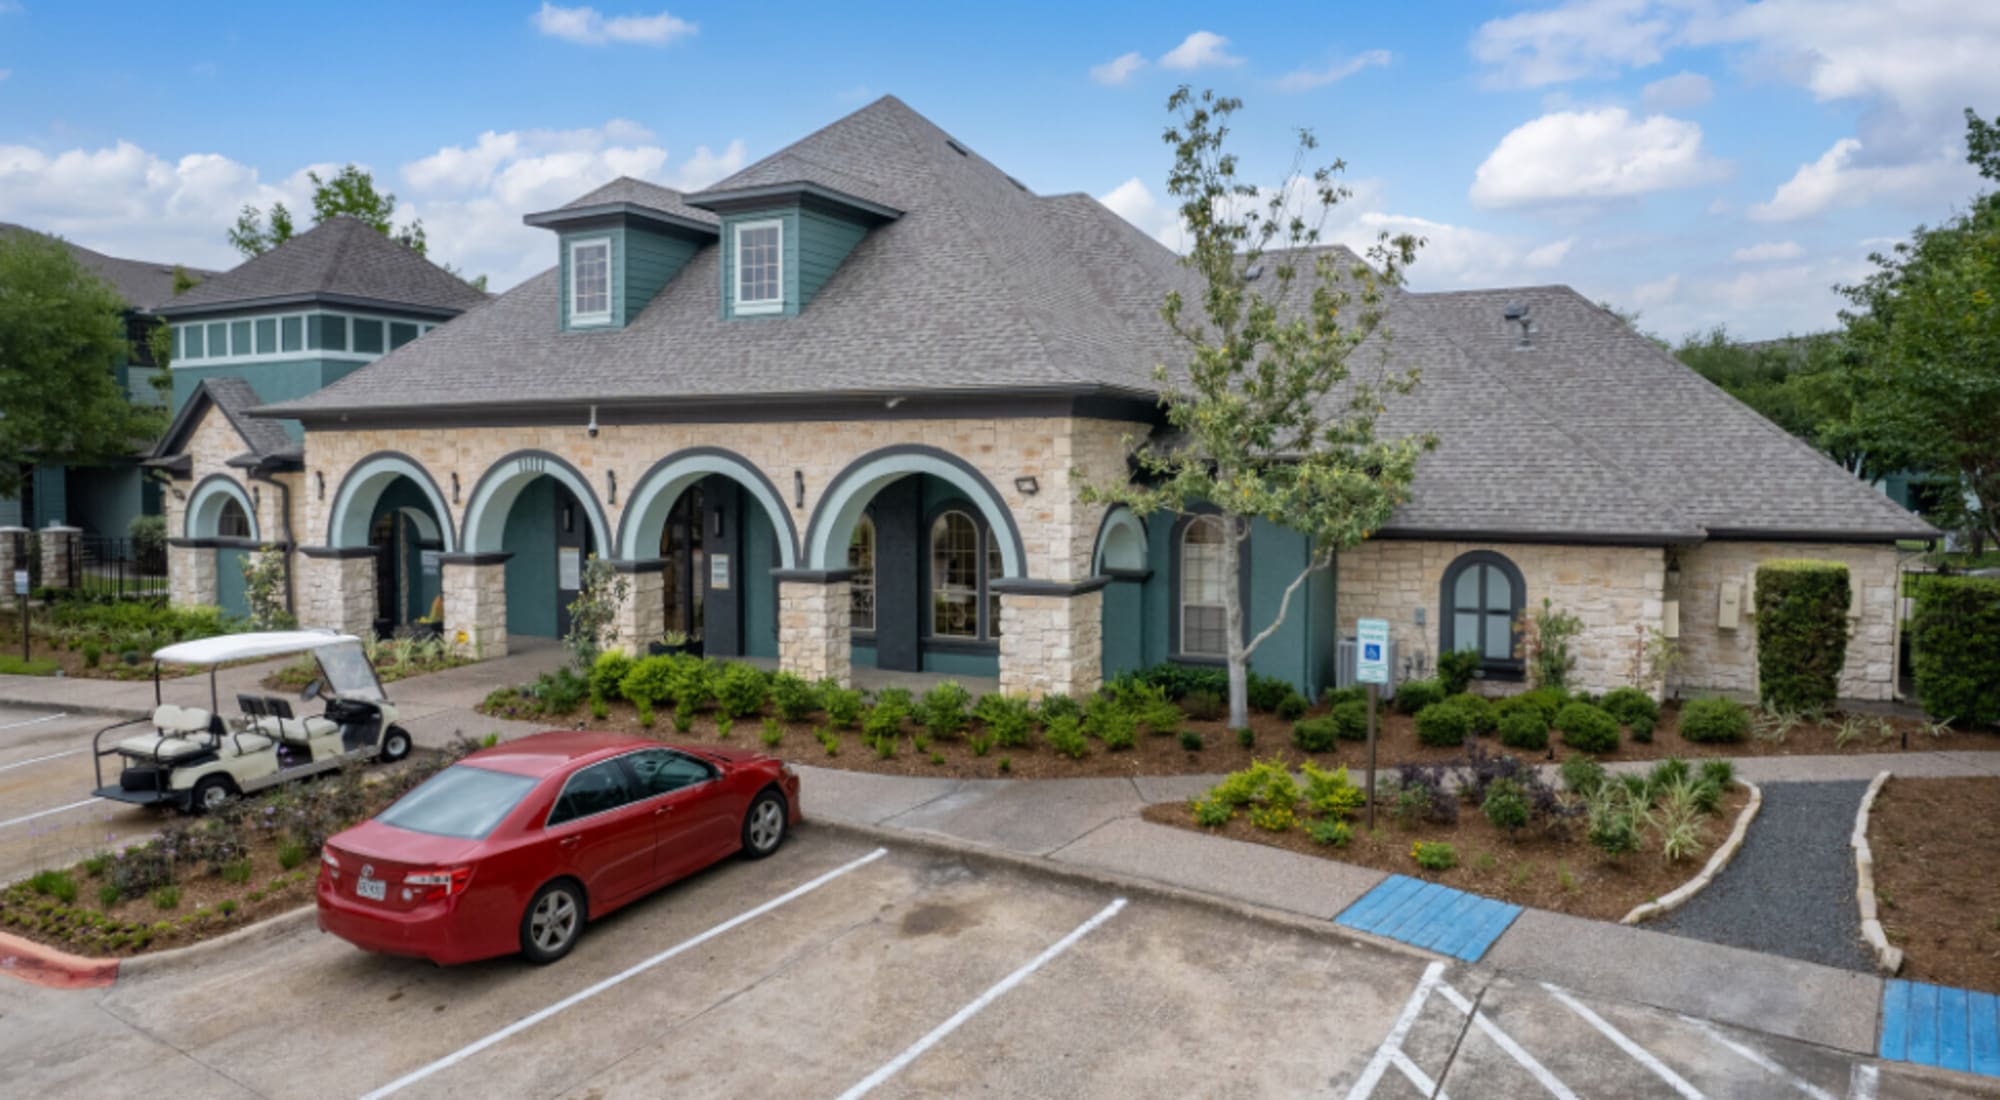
1222;515;1250;730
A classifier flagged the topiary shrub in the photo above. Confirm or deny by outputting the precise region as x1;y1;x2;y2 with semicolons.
1414;702;1472;747
1910;575;2000;727
1329;698;1372;741
1394;678;1445;715
1680;696;1750;743
1754;559;1852;714
1247;674;1293;714
1444;693;1496;736
1598;686;1660;729
1555;702;1619;754
1275;692;1309;721
1292;716;1339;752
1437;648;1481;696
1497;708;1548;750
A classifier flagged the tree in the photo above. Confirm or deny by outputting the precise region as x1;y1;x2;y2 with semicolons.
1080;87;1433;727
228;164;427;258
0;233;167;499
1835;109;2000;545
147;265;203;371
1671;327;1895;478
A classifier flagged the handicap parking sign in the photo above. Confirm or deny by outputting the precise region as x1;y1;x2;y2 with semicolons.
1356;618;1389;684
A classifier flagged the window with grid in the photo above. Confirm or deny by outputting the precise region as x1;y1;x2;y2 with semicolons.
735;222;782;311
930;510;979;638
1180;517;1229;657
848;516;876;632
1442;552;1524;674
216;498;252;539
985;527;1004;638
570;240;610;321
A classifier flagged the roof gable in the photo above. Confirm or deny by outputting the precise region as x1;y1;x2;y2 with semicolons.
158;217;489;319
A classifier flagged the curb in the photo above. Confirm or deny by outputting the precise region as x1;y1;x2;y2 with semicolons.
0;693;147;720
1620;778;1762;925
800;817;1441;967
0;928;119;989
1850;769;1902;975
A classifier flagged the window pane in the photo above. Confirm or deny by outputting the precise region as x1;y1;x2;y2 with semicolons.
1454;612;1480;652
255;318;277;354
182;325;204;358
1484;613;1513;661
572;241;609;317
848;517;875;631
281;316;302;352
317;314;347;351
1454;565;1480;611
549;760;633;825
737;224;781;306
230;320;251;357
376;765;536;840
1484;568;1512;612
1184;607;1227;657
626;749;713;797
986;527;1003;638
389;321;418;349
206;322;228;356
217;499;250;539
353;318;385;354
1181;517;1228;656
930;511;978;637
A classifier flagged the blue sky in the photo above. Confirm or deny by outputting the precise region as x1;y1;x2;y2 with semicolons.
2;1;1995;339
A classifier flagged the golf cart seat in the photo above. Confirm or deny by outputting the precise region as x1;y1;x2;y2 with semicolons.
115;733;212;762
114;705;220;761
252;714;339;747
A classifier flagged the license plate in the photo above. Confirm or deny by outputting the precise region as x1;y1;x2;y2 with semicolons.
357;876;387;901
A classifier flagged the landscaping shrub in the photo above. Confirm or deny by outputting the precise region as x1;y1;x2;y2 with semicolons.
822;684;866;729
1247;673;1292;713
770;672;822;722
1301;761;1365;820
1628;712;1656;743
1192;798;1233;827
1698;759;1735;789
1555;702;1619;754
1437;648;1481;696
1394;678;1445;715
1181;690;1224;721
713;663;770;718
1292;716;1339;752
1497;708;1548;750
1444;692;1496;736
973;694;1035;748
1598;686;1660;730
1754;559;1852;714
1585;791;1642;858
1411;841;1458;871
1178;729;1204;752
918;680;973;739
1680;696;1751;743
1083;695;1137;750
1275;692;1309;721
1117;661;1228;701
1329;699;1372;741
1110;680;1183;735
1036;693;1081;727
617;655;674;706
27;870;77;904
1236;727;1255;749
1043;715;1090;759
527;667;588;714
1909;574;2000;727
1481;779;1531;832
1414;702;1472;747
1559;755;1608;797
1309;818;1353;846
1389;762;1458;825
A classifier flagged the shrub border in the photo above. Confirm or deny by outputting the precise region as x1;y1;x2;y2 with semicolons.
1850;770;1903;975
1619;778;1763;925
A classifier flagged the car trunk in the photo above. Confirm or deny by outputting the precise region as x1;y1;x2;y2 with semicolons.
326;820;481;913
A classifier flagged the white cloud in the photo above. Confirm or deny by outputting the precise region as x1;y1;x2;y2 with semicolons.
1090;51;1146;86
1470;0;1672;88
1275;49;1391;93
1160;31;1241;72
1749;137;1975;221
1523;237;1575;268
664;139;745;190
1640;70;1712;112
1098;177;1181;249
1470;108;1728;208
531;3;695;47
1631;273;1679;309
1731;240;1803;262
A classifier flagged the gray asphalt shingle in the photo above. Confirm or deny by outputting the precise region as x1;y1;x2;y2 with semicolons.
0;222;215;312
158;216;489;316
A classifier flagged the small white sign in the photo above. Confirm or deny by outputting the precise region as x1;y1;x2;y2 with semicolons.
11;569;27;596
1355;618;1390;685
709;553;731;591
419;550;441;577
558;548;581;590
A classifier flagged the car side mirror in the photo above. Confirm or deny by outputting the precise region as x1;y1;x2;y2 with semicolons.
301;679;323;702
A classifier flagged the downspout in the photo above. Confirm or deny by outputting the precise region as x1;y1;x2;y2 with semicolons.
248;464;297;617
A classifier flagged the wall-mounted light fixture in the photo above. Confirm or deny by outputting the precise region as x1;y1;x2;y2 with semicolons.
315;470;326;500
586;405;600;439
171;487;186;502
793;470;805;509
251;487;261;513
607;469;617;505
451;472;461;503
712;508;724;538
1014;476;1039;495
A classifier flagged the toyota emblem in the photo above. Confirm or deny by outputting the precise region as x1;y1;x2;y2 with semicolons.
362;864;374;877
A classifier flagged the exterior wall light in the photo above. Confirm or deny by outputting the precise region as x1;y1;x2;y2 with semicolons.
452;472;461;503
607;469;617;505
315;470;326;501
794;470;805;509
1014;476;1039;495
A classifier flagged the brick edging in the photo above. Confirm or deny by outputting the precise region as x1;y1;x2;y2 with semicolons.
1619;778;1762;925
0;929;119;989
1850;770;1903;974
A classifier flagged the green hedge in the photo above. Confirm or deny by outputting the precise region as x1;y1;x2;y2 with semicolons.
1911;575;2000;726
1754;559;1850;714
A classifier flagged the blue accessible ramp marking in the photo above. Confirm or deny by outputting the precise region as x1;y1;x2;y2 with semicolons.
1879;979;2000;1079
1334;874;1522;962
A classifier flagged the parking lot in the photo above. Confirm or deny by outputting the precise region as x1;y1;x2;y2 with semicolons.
0;704;161;883
4;809;1991;1099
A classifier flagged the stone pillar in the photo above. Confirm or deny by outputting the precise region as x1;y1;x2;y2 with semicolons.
777;572;851;686
0;527;26;593
38;524;80;590
610;561;666;657
996;582;1106;701
297;548;377;636
441;554;510;660
167;541;217;608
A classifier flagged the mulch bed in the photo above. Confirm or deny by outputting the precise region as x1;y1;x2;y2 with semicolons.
1867;776;2000;993
1141;783;1751;923
483;692;1998;782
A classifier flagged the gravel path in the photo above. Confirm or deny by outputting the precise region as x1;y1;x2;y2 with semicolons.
1652;780;1876;972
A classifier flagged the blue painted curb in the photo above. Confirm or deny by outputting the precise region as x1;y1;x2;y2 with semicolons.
1880;979;2000;1078
1333;874;1522;963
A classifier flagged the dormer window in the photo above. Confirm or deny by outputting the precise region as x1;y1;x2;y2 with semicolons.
734;220;783;315
569;238;611;325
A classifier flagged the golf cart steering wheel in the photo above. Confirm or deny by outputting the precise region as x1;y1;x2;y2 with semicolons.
301;679;323;702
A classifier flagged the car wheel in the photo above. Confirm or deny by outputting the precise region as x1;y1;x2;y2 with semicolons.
520;880;585;965
741;790;787;859
188;774;236;816
377;726;412;763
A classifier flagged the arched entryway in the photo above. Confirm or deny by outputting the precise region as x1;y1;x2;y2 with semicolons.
1093;505;1152;681
186;473;257;619
325;452;454;636
461;450;612;641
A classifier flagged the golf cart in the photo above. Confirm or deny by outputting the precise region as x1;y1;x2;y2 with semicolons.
91;630;413;815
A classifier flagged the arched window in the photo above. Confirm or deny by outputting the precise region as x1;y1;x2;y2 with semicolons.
930;510;980;638
1179;516;1229;657
216;498;251;539
985;526;1003;639
1440;550;1526;678
848;514;876;632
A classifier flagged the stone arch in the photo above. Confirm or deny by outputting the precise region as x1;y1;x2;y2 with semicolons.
615;446;799;567
805;445;1025;577
1092;506;1149;572
460;449;611;554
185;474;258;540
325;451;456;552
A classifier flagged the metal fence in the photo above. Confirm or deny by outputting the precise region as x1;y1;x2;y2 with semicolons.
68;535;167;599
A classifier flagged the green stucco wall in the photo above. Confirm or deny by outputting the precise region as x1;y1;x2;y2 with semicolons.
743;505;778;659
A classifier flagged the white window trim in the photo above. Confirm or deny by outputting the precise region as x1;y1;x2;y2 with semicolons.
1179;516;1230;658
732;219;784;316
568;237;613;327
168;309;394;368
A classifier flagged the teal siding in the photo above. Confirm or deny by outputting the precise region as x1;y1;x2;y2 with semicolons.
1099;578;1147;680
503;479;559;639
796;207;868;307
172;358;370;441
851;642;878;668
742;504;778;659
31;464;68;528
65;466;146;538
623;226;700;323
923;649;999;678
0;494;19;526
216;548;250;619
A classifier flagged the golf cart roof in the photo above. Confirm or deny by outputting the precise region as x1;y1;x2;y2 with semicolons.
153;630;364;666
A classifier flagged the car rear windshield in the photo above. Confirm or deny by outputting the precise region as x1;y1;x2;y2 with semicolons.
376;765;538;840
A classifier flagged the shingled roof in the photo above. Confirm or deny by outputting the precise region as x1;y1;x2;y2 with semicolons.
258;96;1931;544
157;216;489;319
0;223;215;312
151;378;300;470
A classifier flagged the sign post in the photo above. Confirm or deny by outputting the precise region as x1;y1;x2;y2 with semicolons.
14;568;29;663
1355;618;1390;829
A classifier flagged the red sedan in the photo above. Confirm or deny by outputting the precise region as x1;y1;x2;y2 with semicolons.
317;731;801;965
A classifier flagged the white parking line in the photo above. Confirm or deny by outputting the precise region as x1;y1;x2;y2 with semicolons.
0;798;104;830
0;712;66;732
358;846;889;1100
0;747;86;773
834;897;1127;1100
1345;960;1446;1100
1679;1014;1836;1100
1438;982;1579;1100
1543;982;1706;1100
1847;1063;1878;1100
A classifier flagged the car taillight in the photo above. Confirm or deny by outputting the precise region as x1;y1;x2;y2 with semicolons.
322;849;341;879
402;866;473;902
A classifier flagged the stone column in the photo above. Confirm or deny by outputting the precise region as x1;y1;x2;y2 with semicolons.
440;554;510;660
0;527;26;593
610;561;666;657
995;582;1106;701
777;571;851;686
297;548;377;636
167;540;217;608
38;524;80;590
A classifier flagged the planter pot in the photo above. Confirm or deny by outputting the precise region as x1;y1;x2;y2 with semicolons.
648;640;705;658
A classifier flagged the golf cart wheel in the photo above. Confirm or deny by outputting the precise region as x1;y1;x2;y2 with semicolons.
187;774;237;816
378;726;413;763
520;880;586;965
741;790;788;859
